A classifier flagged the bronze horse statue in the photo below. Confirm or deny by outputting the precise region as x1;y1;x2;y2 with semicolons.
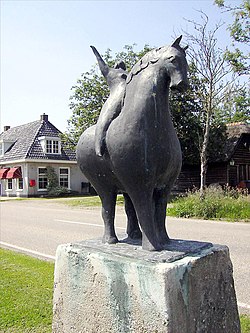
76;36;188;251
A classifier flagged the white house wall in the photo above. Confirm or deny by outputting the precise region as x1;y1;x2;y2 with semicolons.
27;162;89;196
70;164;89;193
0;162;89;197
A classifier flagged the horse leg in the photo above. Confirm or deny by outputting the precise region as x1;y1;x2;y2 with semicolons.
123;193;142;240
154;188;170;245
128;190;161;251
99;190;118;244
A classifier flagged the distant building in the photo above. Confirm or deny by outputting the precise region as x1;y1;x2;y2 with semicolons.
0;114;89;197
175;123;250;191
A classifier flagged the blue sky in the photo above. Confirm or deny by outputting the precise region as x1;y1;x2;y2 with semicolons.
1;0;238;133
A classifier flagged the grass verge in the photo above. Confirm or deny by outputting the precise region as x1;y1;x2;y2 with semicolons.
241;315;250;333
0;248;54;333
48;189;250;222
0;248;250;332
167;187;250;221
54;194;125;208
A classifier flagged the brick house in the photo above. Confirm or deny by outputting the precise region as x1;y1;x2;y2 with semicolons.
0;114;89;197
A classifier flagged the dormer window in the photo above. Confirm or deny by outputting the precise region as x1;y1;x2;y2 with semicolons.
39;136;61;155
46;139;59;154
0;140;15;156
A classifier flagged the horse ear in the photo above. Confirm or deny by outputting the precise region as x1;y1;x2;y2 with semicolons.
172;35;182;47
114;60;127;71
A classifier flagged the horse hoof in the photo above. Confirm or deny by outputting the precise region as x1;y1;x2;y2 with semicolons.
102;235;118;244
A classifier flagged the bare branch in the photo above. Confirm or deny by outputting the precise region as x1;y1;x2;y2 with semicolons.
182;10;239;193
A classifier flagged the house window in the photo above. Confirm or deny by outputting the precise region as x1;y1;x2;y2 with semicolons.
53;140;59;154
7;179;13;190
39;136;61;154
17;178;23;190
0;141;15;156
38;167;48;190
46;140;59;154
46;140;52;153
59;168;69;188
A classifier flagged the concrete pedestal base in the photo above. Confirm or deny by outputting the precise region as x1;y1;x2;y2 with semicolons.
52;238;240;333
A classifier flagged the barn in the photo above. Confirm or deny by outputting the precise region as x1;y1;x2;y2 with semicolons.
175;123;250;192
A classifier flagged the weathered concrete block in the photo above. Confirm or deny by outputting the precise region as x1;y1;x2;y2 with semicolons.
52;238;240;333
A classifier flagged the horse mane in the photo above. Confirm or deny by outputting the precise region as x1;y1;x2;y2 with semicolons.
126;47;164;84
126;44;187;85
118;47;165;115
120;43;186;112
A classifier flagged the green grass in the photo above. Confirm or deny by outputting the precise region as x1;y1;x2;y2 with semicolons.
55;194;125;208
167;187;250;221
58;195;102;207
0;248;250;332
51;189;250;222
0;198;27;202
241;315;250;333
0;248;54;333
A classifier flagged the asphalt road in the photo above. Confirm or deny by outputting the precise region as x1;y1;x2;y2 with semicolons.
0;199;249;314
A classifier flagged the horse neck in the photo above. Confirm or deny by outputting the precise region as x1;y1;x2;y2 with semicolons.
145;68;172;125
123;66;174;128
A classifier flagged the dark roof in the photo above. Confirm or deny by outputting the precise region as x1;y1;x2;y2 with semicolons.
0;116;76;162
223;123;250;161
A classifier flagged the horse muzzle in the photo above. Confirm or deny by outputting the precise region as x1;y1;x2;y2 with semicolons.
170;80;189;92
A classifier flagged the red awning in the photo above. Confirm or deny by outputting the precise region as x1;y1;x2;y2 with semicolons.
0;168;9;179
6;167;22;179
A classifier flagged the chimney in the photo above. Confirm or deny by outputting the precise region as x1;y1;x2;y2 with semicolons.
40;113;48;122
4;126;10;131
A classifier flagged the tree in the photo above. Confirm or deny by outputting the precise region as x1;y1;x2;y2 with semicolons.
46;166;59;192
46;166;69;197
171;61;228;166
217;85;250;123
184;13;237;197
215;0;250;75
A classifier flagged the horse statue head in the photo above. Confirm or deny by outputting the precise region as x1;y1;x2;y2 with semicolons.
126;35;188;93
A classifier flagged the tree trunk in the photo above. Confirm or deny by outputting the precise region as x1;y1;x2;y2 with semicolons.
200;149;208;199
200;90;213;199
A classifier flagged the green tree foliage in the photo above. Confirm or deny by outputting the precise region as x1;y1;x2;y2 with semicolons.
171;61;228;165
67;71;108;146
46;166;69;197
215;0;250;74
217;85;250;123
46;166;59;191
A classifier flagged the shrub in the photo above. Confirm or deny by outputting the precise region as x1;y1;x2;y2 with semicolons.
46;166;70;197
168;187;250;221
46;185;70;197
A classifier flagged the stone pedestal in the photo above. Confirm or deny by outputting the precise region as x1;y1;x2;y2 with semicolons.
52;238;240;333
